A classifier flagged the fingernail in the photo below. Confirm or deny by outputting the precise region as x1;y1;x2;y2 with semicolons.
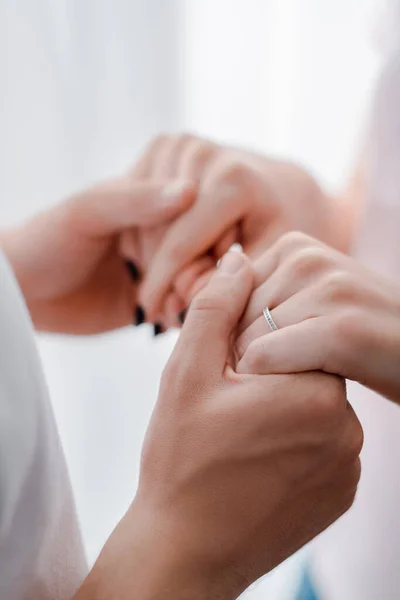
162;180;190;204
218;251;245;275
125;260;141;283
153;323;163;337
135;305;146;326
178;309;187;325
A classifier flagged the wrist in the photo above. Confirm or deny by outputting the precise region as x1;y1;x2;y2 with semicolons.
327;195;358;253
74;500;243;600
0;225;31;297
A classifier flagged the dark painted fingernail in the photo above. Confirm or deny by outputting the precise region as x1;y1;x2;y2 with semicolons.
178;309;187;325
135;305;146;326
153;323;163;337
125;260;141;283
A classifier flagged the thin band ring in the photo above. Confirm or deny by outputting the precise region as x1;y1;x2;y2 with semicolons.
263;307;279;332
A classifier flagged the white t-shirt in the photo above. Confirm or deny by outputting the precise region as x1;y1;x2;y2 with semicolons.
0;252;86;600
311;3;400;599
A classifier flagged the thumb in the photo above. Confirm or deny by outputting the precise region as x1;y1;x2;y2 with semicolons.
176;251;254;376
68;178;196;236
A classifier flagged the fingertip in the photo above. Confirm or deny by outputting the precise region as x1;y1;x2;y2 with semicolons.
185;270;215;302
153;323;164;337
162;179;197;211
178;308;187;325
217;250;247;275
138;286;163;324
125;260;141;283
173;256;216;301
163;292;184;329
135;305;146;326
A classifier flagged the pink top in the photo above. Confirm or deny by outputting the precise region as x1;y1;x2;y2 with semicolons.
311;4;400;598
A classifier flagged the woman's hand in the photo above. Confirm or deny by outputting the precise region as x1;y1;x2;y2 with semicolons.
75;251;362;600
133;133;343;321
0;176;194;334
236;232;400;404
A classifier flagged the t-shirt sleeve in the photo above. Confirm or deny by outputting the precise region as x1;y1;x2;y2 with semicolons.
0;252;87;600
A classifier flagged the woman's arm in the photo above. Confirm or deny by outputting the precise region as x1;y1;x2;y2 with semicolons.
0;178;193;334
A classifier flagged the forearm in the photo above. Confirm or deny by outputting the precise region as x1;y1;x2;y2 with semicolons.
0;225;62;332
73;505;243;600
332;157;367;253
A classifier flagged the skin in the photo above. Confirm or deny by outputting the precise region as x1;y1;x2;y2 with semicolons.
130;133;353;322
0;137;366;597
236;232;400;405
0;135;364;335
0;176;195;334
73;252;362;600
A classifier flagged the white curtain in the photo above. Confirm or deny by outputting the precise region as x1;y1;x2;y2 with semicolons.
0;1;381;598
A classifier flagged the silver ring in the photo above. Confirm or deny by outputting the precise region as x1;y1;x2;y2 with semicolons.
263;307;279;332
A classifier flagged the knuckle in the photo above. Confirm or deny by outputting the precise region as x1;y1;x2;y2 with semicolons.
165;238;189;265
149;133;169;151
190;290;227;315
216;159;247;183
339;486;358;516
307;375;347;429
175;132;196;148
319;270;355;303
288;246;331;279
278;231;311;251
213;158;256;196
343;412;364;460
185;139;216;166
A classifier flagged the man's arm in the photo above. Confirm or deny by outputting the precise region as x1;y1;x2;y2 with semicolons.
74;252;362;599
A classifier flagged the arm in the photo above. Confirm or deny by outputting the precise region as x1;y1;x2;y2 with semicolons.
333;153;367;253
73;514;226;600
0;177;193;334
75;252;362;599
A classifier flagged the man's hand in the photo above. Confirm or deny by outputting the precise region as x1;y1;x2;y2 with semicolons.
75;252;362;600
132;133;343;322
0;176;193;334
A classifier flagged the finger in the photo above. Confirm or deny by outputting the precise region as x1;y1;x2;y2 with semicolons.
179;137;217;180
152;134;196;179
213;227;240;259
70;179;196;236
185;269;215;303
162;291;185;329
130;135;169;179
173;256;216;301
252;231;321;287
237;318;330;375
140;179;249;320
119;229;141;271
238;245;330;336
236;285;321;360
174;252;254;376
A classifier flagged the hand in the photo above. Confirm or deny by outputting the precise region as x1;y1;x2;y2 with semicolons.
133;133;342;321
236;232;400;404
76;251;362;599
0;176;193;334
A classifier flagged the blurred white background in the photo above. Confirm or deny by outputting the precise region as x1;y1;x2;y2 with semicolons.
0;1;382;598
